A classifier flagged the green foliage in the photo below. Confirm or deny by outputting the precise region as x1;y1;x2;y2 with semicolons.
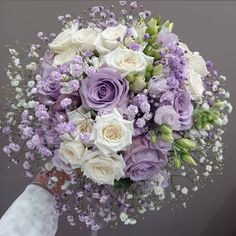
114;178;133;190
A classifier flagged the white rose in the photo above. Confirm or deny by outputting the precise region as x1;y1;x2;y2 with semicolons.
49;25;77;53
104;47;154;77
72;28;99;51
58;140;87;169
81;150;125;185
61;106;94;141
94;24;127;54
186;67;205;100
53;46;77;66
91;108;133;155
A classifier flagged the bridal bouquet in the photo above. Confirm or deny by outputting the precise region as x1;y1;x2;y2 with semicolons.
1;1;232;232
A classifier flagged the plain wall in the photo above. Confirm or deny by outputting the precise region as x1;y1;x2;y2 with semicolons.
0;1;236;236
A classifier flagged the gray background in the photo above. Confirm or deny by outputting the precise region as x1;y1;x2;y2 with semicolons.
0;1;236;236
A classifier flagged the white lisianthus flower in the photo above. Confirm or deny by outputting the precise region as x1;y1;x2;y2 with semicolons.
188;52;209;77
104;47;154;77
81;150;125;185
59;140;88;169
49;24;99;65
72;28;99;51
61;106;94;141
132;20;147;40
186;67;205;100
179;42;208;77
179;42;208;100
94;24;127;54
91;108;133;155
124;22;147;47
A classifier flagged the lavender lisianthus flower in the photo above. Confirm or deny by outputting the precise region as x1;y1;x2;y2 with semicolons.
80;68;129;112
148;77;169;96
173;90;193;130
154;105;181;130
124;136;167;181
157;27;178;48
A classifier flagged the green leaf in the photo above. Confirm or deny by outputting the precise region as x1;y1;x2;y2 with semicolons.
114;178;133;190
156;15;161;25
146;34;158;44
174;157;182;169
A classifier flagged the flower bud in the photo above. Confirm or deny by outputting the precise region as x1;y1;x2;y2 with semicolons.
150;131;157;144
132;75;146;92
127;73;135;83
214;117;222;126
176;138;196;150
146;18;158;35
182;154;197;166
213;101;224;110
160;124;172;134
62;75;70;82
161;133;174;143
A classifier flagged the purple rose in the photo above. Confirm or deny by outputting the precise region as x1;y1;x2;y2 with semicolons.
173;90;193;130
124;136;167;181
80;68;129;112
